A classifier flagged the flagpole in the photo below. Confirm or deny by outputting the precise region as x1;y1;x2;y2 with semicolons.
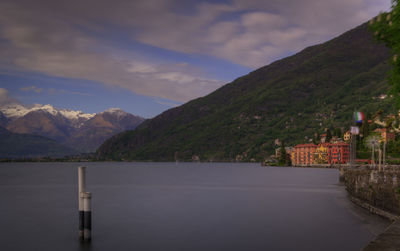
351;111;364;168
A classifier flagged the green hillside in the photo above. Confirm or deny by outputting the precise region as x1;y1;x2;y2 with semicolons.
0;127;77;158
97;23;396;162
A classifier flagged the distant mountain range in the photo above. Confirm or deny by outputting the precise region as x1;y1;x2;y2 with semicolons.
0;104;145;157
97;22;397;162
0;127;76;158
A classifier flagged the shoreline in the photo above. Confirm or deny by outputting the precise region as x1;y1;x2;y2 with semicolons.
348;195;399;222
349;195;400;250
345;170;400;250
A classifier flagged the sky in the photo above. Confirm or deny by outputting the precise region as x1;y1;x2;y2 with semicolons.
0;0;391;118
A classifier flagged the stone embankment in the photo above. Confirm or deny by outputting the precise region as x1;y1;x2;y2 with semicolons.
344;166;400;250
344;166;400;215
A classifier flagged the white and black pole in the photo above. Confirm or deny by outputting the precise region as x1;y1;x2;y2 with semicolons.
78;166;86;241
82;192;92;241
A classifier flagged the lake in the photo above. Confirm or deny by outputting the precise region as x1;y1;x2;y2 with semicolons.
0;162;389;251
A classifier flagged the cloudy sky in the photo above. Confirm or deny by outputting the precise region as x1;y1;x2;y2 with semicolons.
0;0;390;118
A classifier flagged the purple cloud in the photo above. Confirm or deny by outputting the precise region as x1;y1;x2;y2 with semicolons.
0;0;390;102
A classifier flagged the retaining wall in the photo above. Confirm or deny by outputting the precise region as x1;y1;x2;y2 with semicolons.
345;167;400;215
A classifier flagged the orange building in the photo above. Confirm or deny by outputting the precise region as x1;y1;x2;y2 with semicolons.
314;143;331;164
292;142;350;166
329;142;350;164
291;144;317;166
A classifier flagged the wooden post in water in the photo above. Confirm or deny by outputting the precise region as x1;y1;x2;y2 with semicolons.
78;166;86;241
82;192;92;241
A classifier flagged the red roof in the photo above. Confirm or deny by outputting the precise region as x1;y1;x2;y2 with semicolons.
295;142;349;148
294;143;317;148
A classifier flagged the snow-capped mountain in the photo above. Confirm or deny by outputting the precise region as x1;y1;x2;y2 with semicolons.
0;104;95;127
64;108;145;152
59;109;95;122
0;104;145;153
102;108;128;116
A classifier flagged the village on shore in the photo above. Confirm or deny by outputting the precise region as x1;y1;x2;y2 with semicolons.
267;111;400;167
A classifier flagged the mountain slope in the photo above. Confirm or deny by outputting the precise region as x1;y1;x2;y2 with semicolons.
0;127;77;158
6;110;73;142
65;109;145;152
0;111;8;127
98;23;396;161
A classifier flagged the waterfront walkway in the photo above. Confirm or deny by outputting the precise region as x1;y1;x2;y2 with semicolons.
364;221;400;251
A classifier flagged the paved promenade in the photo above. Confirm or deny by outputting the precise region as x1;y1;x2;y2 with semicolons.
364;221;400;251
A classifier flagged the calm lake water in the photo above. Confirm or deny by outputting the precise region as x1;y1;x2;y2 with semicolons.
0;162;389;251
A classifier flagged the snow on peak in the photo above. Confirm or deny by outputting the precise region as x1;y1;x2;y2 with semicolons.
59;109;95;121
0;103;95;123
34;104;58;116
101;108;132;120
0;103;133;126
103;108;128;115
0;104;31;118
0;103;59;118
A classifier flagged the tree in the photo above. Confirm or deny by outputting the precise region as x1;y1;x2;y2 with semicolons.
365;134;382;168
370;0;400;107
286;154;292;166
279;142;286;166
312;132;320;144
326;129;332;143
361;115;370;139
334;128;342;138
